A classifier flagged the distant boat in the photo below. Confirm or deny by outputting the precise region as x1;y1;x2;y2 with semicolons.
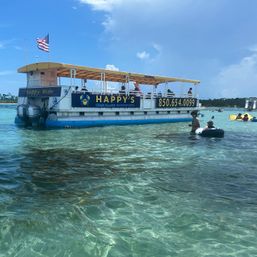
15;62;201;129
245;97;257;111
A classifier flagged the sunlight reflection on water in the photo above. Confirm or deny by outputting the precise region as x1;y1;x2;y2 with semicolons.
1;105;257;256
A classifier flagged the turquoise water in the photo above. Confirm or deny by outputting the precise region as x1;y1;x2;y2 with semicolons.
1;104;257;257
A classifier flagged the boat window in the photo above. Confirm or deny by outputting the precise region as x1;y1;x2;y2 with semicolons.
144;111;147;115
115;112;119;116
167;111;171;114
98;112;103;116
130;111;134;115
177;110;181;114
156;111;159;114
79;112;85;116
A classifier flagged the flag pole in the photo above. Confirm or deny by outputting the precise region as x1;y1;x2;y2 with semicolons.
48;33;50;62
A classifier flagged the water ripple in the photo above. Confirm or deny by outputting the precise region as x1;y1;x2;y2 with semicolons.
1;106;257;256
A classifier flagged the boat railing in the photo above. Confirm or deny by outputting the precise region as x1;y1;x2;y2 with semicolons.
71;89;197;99
22;82;197;100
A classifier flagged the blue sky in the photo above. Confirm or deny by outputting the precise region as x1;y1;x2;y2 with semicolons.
1;0;257;98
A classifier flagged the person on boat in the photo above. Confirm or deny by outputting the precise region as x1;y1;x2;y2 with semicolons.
190;110;200;133
242;114;249;121
236;113;242;119
81;79;88;92
204;120;215;130
119;85;126;94
167;89;175;97
133;82;142;96
188;87;193;97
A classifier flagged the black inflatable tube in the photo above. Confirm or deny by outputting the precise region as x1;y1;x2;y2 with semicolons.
200;129;224;138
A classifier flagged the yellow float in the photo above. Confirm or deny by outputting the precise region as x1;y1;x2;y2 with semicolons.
229;113;253;121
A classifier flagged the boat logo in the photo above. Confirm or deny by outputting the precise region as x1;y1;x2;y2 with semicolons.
80;93;90;106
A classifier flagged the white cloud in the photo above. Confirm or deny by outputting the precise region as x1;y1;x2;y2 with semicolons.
79;0;121;12
80;0;195;13
79;0;199;32
102;15;116;31
80;0;205;28
136;44;162;62
136;51;150;61
80;0;257;98
210;52;257;98
105;64;119;71
152;43;162;54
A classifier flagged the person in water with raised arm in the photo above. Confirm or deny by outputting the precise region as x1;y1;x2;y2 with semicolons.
190;110;200;134
236;113;242;120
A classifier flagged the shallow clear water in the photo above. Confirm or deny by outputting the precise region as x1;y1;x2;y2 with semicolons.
1;105;257;257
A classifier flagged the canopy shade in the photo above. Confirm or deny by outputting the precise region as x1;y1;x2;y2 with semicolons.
18;62;200;85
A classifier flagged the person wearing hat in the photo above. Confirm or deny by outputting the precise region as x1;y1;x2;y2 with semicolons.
190;111;200;133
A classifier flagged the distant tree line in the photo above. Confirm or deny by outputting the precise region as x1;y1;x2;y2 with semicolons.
200;98;245;108
0;93;18;103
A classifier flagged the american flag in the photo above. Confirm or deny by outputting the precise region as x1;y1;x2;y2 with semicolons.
36;34;49;52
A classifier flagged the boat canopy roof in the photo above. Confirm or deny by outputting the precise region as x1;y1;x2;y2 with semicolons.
18;62;200;85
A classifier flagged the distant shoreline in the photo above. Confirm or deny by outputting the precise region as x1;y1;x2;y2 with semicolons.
0;101;17;105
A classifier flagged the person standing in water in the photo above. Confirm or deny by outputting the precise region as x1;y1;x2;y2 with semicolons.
190;110;200;133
